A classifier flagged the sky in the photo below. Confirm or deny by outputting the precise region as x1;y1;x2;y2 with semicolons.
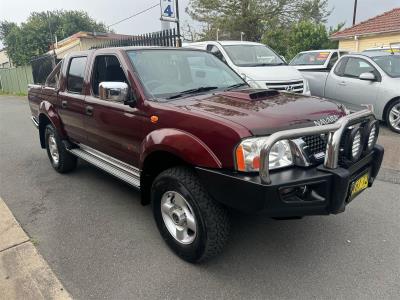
0;0;399;40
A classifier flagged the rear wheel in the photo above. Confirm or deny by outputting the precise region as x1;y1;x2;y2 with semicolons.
45;124;77;173
151;166;230;263
386;100;400;133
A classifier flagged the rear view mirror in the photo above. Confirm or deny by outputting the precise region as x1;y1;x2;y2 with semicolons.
359;72;376;81
99;82;128;102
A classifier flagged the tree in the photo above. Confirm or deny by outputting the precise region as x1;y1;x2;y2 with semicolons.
187;0;331;41
0;10;108;66
262;20;343;60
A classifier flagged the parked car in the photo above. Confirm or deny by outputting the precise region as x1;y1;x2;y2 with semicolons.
28;47;383;262
309;51;400;133
185;41;311;95
290;49;348;96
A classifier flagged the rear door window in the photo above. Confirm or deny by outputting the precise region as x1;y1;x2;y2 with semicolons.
67;56;87;94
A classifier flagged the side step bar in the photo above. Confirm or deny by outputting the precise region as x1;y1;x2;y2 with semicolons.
67;144;140;189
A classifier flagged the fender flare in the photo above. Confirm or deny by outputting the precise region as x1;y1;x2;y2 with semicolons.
38;101;66;147
140;128;222;169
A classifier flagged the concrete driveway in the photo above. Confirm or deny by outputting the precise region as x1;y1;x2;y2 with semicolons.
1;96;399;299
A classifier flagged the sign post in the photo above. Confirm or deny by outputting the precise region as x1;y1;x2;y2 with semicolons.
160;0;182;47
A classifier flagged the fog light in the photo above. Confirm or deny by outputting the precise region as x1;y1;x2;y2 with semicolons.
347;128;363;161
365;120;379;152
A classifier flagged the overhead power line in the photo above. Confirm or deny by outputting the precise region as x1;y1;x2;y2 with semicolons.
108;3;160;28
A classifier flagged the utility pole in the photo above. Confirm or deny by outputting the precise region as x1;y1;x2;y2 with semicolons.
352;0;358;26
175;0;182;47
46;11;57;68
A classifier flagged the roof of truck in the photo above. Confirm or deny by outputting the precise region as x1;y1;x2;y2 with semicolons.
297;49;342;53
188;41;264;46
67;47;205;56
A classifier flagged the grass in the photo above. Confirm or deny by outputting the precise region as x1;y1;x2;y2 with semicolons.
30;238;39;246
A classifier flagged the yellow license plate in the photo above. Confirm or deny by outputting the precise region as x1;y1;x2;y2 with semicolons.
350;172;369;199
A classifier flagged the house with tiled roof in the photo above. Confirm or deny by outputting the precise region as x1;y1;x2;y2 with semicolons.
330;7;400;52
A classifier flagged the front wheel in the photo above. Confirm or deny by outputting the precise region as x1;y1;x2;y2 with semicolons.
386;100;400;133
151;167;230;263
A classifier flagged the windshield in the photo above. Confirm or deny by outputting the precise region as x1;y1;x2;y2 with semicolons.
127;49;245;99
372;55;400;78
290;52;330;66
222;44;285;67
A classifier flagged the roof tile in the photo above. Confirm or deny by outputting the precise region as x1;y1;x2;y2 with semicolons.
331;7;400;39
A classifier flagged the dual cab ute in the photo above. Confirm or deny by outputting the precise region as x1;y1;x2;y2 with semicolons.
28;47;384;263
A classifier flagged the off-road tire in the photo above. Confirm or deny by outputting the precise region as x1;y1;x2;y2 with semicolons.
151;166;230;263
45;124;77;173
385;99;400;133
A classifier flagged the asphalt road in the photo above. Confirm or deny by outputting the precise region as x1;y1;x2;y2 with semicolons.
1;96;399;299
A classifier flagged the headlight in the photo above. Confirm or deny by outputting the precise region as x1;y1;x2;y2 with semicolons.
235;137;293;172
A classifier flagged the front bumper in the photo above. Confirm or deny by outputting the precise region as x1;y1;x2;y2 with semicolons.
196;145;384;216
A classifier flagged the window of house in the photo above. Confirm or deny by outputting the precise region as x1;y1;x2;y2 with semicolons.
91;55;128;97
67;56;87;93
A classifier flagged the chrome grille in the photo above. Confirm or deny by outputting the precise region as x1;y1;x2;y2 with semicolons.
266;80;304;94
301;135;327;162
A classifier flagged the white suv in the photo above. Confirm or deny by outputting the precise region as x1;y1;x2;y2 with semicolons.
185;41;310;95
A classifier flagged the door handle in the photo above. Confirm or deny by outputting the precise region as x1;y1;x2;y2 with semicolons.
338;81;346;86
61;100;68;108
85;106;94;116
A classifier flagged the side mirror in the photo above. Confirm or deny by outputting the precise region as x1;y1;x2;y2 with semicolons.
359;72;376;81
99;82;129;102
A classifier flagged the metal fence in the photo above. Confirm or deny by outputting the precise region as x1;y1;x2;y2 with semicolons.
90;28;179;49
0;65;34;94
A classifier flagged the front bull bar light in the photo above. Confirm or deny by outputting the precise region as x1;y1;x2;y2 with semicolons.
365;120;379;152
347;127;363;162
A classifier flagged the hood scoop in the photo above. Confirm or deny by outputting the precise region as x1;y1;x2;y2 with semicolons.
221;89;279;101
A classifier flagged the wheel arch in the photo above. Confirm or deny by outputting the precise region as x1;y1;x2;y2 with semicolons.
383;96;400;122
140;150;188;205
139;129;222;205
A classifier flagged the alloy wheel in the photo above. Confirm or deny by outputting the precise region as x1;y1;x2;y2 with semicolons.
389;103;400;131
48;133;60;165
160;191;197;245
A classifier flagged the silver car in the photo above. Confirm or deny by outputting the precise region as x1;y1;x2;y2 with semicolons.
322;52;400;133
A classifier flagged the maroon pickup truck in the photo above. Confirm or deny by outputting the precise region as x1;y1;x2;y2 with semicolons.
28;47;384;262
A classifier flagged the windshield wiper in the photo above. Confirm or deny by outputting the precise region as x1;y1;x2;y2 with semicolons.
225;83;249;90
167;86;218;99
252;62;286;66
